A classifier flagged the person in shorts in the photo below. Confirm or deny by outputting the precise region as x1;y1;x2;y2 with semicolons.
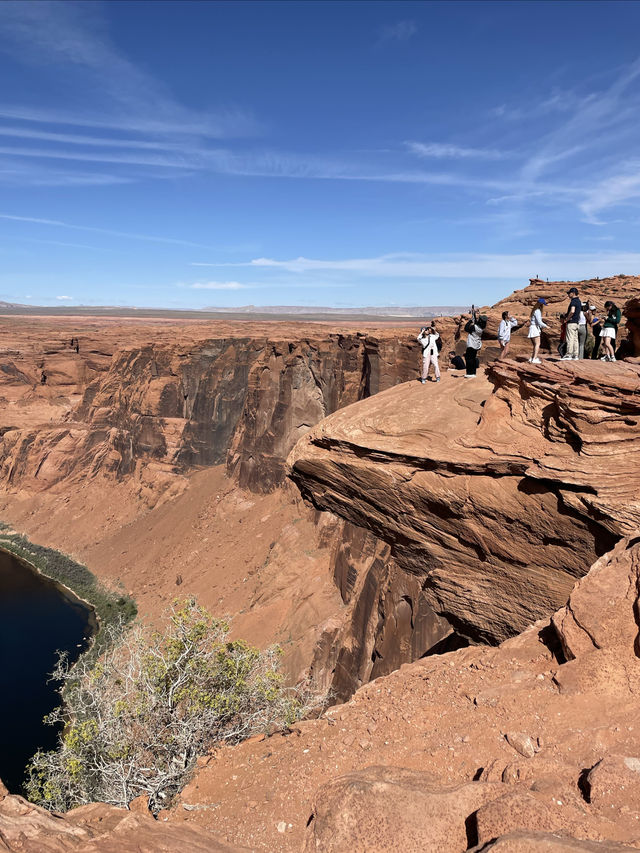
528;298;548;363
497;311;518;359
600;301;621;362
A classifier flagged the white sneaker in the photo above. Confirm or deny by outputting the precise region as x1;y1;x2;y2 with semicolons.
531;358;541;364
600;355;609;361
463;374;475;379
573;356;579;360
527;357;532;363
610;356;616;362
561;355;572;360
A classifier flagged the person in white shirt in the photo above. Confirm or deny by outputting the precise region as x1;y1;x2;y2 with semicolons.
577;303;588;359
497;311;518;360
417;326;441;383
528;298;548;363
463;307;487;378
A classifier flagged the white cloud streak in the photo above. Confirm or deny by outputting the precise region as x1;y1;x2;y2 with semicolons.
379;20;417;43
0;2;258;139
214;251;640;280
0;212;214;249
187;281;250;290
406;141;506;161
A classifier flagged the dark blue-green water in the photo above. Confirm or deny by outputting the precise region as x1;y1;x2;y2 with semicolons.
0;548;94;793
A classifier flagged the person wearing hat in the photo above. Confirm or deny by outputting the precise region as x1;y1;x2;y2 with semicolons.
562;286;582;360
528;298;548;363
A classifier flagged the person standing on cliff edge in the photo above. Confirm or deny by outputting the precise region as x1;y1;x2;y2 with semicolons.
417;325;441;383
497;311;518;360
463;307;486;378
562;286;582;360
528;298;548;363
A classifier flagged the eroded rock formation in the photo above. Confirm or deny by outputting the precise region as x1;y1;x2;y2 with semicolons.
0;784;243;852
289;357;640;697
173;535;640;851
0;324;440;501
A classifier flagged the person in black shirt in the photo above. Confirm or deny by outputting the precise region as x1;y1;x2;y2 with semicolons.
448;350;465;370
562;286;582;360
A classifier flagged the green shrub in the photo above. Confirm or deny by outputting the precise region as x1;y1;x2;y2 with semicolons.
0;527;136;632
25;598;311;814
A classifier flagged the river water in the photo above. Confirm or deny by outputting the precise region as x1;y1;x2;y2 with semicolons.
0;547;95;793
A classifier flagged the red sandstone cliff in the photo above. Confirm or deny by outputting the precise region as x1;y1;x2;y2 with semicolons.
288;357;640;696
2;283;640;852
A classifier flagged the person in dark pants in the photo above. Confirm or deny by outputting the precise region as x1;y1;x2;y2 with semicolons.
448;350;465;370
463;307;487;378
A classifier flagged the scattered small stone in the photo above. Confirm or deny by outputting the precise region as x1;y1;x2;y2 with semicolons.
504;731;537;759
277;821;287;833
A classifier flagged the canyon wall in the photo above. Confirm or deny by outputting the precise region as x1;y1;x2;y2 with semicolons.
0;330;429;498
289;356;640;696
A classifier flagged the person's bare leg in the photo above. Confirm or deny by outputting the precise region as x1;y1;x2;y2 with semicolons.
502;341;510;359
531;338;540;361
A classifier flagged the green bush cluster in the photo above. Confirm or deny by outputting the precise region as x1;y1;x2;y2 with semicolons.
25;598;310;814
0;522;137;631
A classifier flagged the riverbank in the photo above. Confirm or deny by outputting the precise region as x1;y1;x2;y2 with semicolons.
0;522;136;633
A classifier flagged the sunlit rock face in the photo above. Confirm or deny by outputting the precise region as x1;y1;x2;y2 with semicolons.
0;329;448;500
289;358;640;651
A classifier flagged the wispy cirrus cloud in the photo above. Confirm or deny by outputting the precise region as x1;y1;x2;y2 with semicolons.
580;165;640;222
0;1;260;187
406;141;507;161
378;20;417;43
187;281;250;290
482;57;640;227
0;2;258;139
0;213;213;249
207;250;640;280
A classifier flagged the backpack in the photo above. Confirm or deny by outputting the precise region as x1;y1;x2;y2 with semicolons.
436;336;443;352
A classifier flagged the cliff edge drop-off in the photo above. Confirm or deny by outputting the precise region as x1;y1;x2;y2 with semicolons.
1;275;640;851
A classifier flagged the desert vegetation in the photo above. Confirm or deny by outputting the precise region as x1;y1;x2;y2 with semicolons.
0;523;136;629
25;598;311;814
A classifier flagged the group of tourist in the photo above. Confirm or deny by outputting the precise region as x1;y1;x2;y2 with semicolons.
417;306;489;381
416;286;624;383
526;286;622;363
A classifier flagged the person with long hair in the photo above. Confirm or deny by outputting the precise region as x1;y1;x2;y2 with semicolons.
600;301;621;362
528;298;548;363
497;311;518;360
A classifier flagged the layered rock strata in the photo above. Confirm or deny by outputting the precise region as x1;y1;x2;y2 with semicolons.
0;328;440;500
173;535;640;852
290;359;640;659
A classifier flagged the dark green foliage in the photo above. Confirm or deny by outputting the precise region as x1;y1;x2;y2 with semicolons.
0;523;137;632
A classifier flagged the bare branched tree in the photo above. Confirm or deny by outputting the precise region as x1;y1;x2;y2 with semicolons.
26;599;313;813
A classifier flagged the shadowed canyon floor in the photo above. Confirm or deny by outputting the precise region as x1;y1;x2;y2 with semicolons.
1;278;640;851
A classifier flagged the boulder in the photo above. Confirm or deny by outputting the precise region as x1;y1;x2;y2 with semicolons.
303;767;504;853
470;830;639;851
0;792;245;852
586;755;640;813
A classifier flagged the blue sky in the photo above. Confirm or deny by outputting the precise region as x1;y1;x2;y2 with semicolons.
1;0;640;309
